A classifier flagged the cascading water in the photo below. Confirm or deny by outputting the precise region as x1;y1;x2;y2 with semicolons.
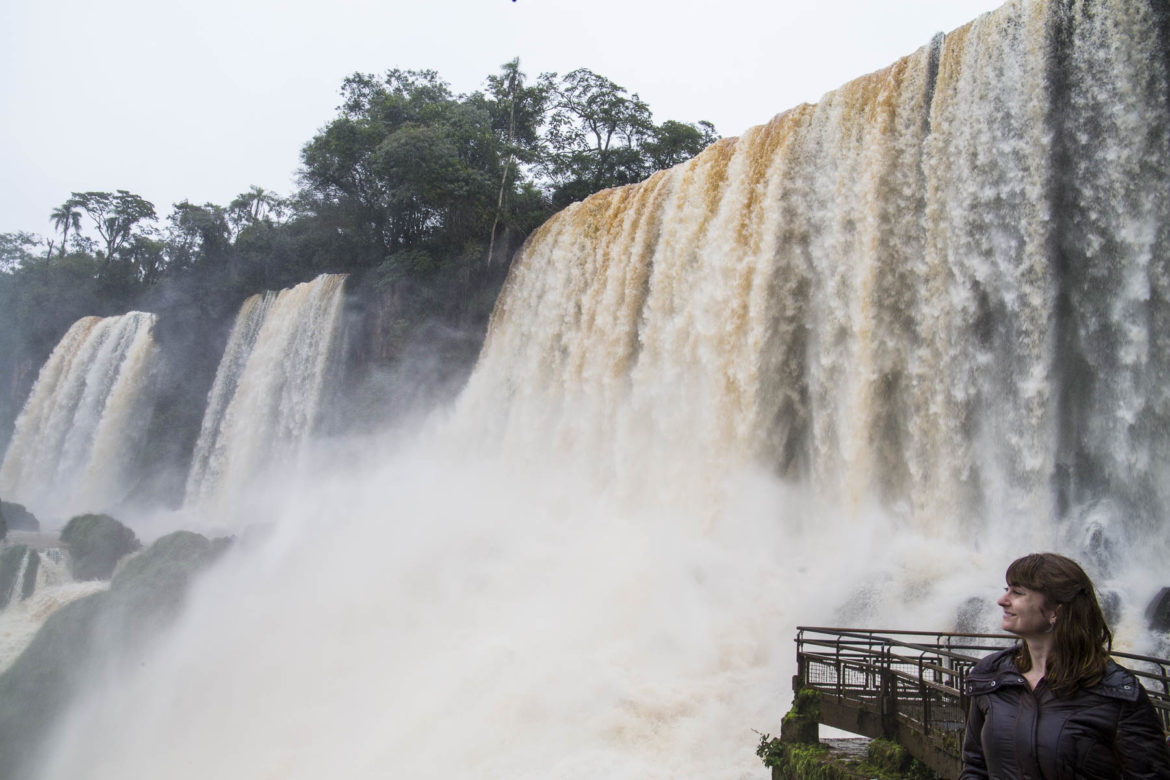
0;544;102;674
183;273;348;511
24;0;1170;777
0;312;159;520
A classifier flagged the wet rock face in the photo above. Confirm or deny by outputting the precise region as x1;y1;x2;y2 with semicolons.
60;513;141;581
1146;587;1170;633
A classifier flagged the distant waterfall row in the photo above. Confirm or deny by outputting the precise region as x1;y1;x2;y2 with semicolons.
457;0;1170;555
0;274;348;521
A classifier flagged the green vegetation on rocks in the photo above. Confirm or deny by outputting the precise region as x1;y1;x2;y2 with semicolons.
60;513;141;580
758;688;937;779
756;737;938;780
0;529;229;779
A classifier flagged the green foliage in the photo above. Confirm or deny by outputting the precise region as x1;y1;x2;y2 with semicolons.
756;731;789;768
71;190;157;264
755;734;938;780
0;231;46;271
790;687;822;719
863;740;937;780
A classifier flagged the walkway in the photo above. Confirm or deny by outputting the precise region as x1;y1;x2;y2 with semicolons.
793;627;1170;778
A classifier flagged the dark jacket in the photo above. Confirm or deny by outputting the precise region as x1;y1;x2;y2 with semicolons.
960;647;1170;779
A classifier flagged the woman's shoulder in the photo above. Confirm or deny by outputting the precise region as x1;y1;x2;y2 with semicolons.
1090;659;1143;702
965;647;1023;694
970;646;1017;676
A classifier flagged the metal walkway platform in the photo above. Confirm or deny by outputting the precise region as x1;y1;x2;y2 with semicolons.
793;627;1170;778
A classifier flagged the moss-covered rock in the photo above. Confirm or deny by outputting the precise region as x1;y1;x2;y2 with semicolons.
757;736;939;780
0;530;229;778
60;513;141;580
781;688;822;745
863;739;936;779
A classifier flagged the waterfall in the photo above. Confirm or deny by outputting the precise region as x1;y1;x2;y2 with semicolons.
460;0;1170;554
183;274;347;510
0;312;159;519
0;544;97;674
27;1;1170;778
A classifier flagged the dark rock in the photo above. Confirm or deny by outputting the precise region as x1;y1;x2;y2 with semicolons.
1145;587;1170;633
0;529;225;779
60;513;141;580
1097;588;1122;627
0;500;39;532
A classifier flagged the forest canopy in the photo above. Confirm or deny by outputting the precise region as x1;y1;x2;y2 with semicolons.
0;61;718;438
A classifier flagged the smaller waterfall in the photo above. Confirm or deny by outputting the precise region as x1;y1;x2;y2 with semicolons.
0;541;104;674
0;312;159;519
184;274;348;510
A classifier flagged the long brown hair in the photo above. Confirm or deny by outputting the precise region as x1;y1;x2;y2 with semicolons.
1005;552;1113;697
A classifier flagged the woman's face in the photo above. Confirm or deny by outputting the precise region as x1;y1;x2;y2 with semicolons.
997;583;1057;637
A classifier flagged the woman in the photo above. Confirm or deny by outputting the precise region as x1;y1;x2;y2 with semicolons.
960;552;1170;779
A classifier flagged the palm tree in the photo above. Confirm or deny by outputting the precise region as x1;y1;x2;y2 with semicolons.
49;198;83;258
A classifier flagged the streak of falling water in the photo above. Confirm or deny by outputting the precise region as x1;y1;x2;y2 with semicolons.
0;312;158;518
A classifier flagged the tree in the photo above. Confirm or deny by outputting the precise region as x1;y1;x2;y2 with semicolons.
484;59;553;265
543;68;654;204
298;69;505;269
227;186;285;239
72;190;157;264
49;199;83;258
0;232;43;272
165;201;232;272
643;119;720;172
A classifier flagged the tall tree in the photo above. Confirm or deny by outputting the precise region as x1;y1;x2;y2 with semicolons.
228;186;285;239
72;190;157;264
543;68;654;203
484;59;553;266
49;199;83;258
299;69;504;270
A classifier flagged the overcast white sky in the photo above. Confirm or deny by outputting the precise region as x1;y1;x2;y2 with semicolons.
1;0;1006;238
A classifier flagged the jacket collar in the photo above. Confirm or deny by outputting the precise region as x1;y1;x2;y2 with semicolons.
963;647;1140;701
965;647;1027;695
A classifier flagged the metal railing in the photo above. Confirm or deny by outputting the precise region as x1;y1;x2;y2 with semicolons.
794;627;1170;777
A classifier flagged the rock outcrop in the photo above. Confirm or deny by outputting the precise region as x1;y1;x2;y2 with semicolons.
0;530;229;779
60;513;141;580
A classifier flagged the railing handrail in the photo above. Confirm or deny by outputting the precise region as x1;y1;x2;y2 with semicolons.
793;625;1170;775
